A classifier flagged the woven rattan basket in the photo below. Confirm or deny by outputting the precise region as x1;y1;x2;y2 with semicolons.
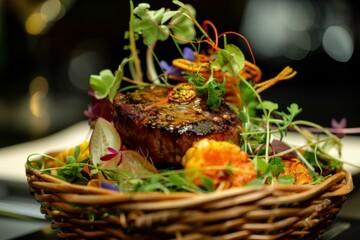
26;165;353;240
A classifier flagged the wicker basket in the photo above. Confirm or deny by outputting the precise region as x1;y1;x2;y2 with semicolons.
26;165;353;240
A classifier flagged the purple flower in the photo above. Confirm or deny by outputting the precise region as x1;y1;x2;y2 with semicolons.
100;182;120;192
330;118;347;138
328;118;360;136
84;90;114;126
160;47;194;78
301;118;360;138
100;147;123;166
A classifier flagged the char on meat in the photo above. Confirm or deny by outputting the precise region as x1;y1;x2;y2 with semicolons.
113;85;242;167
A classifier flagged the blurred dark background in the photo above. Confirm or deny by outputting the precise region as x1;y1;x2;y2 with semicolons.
0;0;359;148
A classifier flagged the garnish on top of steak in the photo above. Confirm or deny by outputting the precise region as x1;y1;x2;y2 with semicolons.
76;1;357;192
113;83;241;167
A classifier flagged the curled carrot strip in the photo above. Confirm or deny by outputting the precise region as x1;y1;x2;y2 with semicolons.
254;66;297;93
172;58;210;73
219;31;257;66
169;46;296;107
172;58;261;83
202;20;220;52
241;61;262;83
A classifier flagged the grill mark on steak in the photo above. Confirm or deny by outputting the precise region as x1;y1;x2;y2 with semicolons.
113;85;242;167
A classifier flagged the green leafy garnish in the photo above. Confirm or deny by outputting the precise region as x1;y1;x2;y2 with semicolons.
90;69;115;100
212;44;245;78
132;2;196;46
132;4;170;46
278;175;295;185
185;72;226;108
269;157;285;175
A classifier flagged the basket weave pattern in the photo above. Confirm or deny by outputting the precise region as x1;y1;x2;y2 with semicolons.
26;166;353;240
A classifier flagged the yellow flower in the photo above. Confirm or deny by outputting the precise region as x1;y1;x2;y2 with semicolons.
45;141;90;168
182;139;256;189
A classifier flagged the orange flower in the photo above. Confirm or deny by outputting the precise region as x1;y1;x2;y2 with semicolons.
182;139;256;189
279;158;312;185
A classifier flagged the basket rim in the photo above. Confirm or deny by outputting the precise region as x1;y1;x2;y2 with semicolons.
26;165;354;208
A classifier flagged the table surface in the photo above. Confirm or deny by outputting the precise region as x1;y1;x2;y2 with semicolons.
3;215;360;240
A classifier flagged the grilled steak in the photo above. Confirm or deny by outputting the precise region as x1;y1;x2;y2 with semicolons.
113;84;242;167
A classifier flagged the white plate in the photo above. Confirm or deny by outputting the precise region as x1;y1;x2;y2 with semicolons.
0;121;91;184
284;132;360;174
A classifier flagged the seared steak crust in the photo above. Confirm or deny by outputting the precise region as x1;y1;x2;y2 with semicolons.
113;85;242;166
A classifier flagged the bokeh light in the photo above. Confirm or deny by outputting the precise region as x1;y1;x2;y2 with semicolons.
323;26;354;62
240;0;354;62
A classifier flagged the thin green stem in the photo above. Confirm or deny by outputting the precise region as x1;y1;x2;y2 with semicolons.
146;41;160;84
129;0;143;82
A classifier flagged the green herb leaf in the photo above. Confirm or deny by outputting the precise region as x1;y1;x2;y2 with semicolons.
260;100;278;114
170;4;196;43
162;10;180;24
269;157;285;175
66;155;76;165
185;72;226;108
108;57;132;102
199;175;215;192
278;175;295;185
74;145;80;160
55;162;91;184
90;168;99;175
132;4;170;45
185;72;206;94
286;103;302;119
90;69;115;99
206;77;226;108
245;177;264;186
212;44;245;77
254;156;268;175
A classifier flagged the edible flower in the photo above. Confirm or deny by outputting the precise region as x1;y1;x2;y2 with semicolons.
159;47;194;80
100;147;123;166
84;90;114;126
182;138;257;190
44;141;89;168
100;181;120;191
87;179;120;192
278;158;312;185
